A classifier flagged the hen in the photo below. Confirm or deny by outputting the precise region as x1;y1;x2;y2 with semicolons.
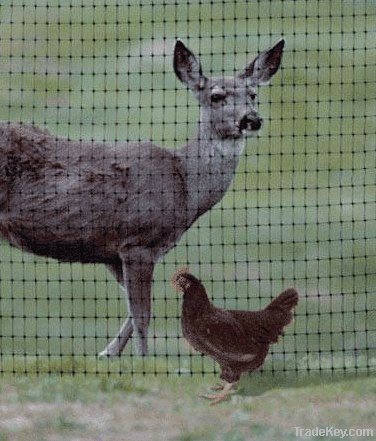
171;268;299;404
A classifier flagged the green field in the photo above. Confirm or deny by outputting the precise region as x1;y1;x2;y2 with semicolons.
0;0;376;379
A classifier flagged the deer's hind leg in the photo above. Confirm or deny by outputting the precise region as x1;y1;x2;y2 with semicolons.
99;261;135;357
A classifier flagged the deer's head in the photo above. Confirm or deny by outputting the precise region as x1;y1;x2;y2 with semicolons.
174;39;285;141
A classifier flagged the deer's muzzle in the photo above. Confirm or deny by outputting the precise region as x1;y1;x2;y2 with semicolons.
238;114;263;134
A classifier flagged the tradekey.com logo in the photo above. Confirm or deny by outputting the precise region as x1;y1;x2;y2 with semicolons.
294;427;374;438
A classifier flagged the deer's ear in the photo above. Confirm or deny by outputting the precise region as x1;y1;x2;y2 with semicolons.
174;40;208;91
238;39;285;85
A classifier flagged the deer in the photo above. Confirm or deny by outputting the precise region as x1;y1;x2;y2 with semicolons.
0;39;284;357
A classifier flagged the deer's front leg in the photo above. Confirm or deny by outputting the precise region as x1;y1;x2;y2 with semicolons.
119;248;155;356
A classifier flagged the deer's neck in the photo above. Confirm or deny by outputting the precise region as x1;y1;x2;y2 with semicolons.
175;121;245;224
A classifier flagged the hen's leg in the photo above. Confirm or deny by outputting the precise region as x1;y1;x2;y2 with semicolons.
209;380;228;391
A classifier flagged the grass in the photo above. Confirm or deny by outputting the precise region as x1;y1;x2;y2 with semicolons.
0;369;375;440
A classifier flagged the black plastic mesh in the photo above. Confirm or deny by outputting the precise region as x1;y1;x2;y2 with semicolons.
0;0;375;377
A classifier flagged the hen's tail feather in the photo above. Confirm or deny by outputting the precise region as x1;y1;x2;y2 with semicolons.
171;267;203;292
266;288;299;312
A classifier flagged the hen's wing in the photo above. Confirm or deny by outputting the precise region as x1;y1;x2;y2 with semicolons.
183;307;270;363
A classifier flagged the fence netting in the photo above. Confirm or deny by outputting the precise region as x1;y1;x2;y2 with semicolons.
0;0;375;378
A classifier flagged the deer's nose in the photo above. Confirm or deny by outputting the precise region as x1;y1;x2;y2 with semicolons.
239;114;263;132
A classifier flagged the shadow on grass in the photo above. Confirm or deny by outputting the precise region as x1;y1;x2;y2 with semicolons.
240;369;376;397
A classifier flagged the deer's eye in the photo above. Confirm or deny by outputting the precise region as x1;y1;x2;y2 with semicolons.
211;92;226;103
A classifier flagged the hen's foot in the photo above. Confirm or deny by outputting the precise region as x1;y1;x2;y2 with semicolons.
200;382;237;405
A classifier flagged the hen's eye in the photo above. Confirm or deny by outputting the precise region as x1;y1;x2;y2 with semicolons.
249;93;257;101
211;92;226;103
